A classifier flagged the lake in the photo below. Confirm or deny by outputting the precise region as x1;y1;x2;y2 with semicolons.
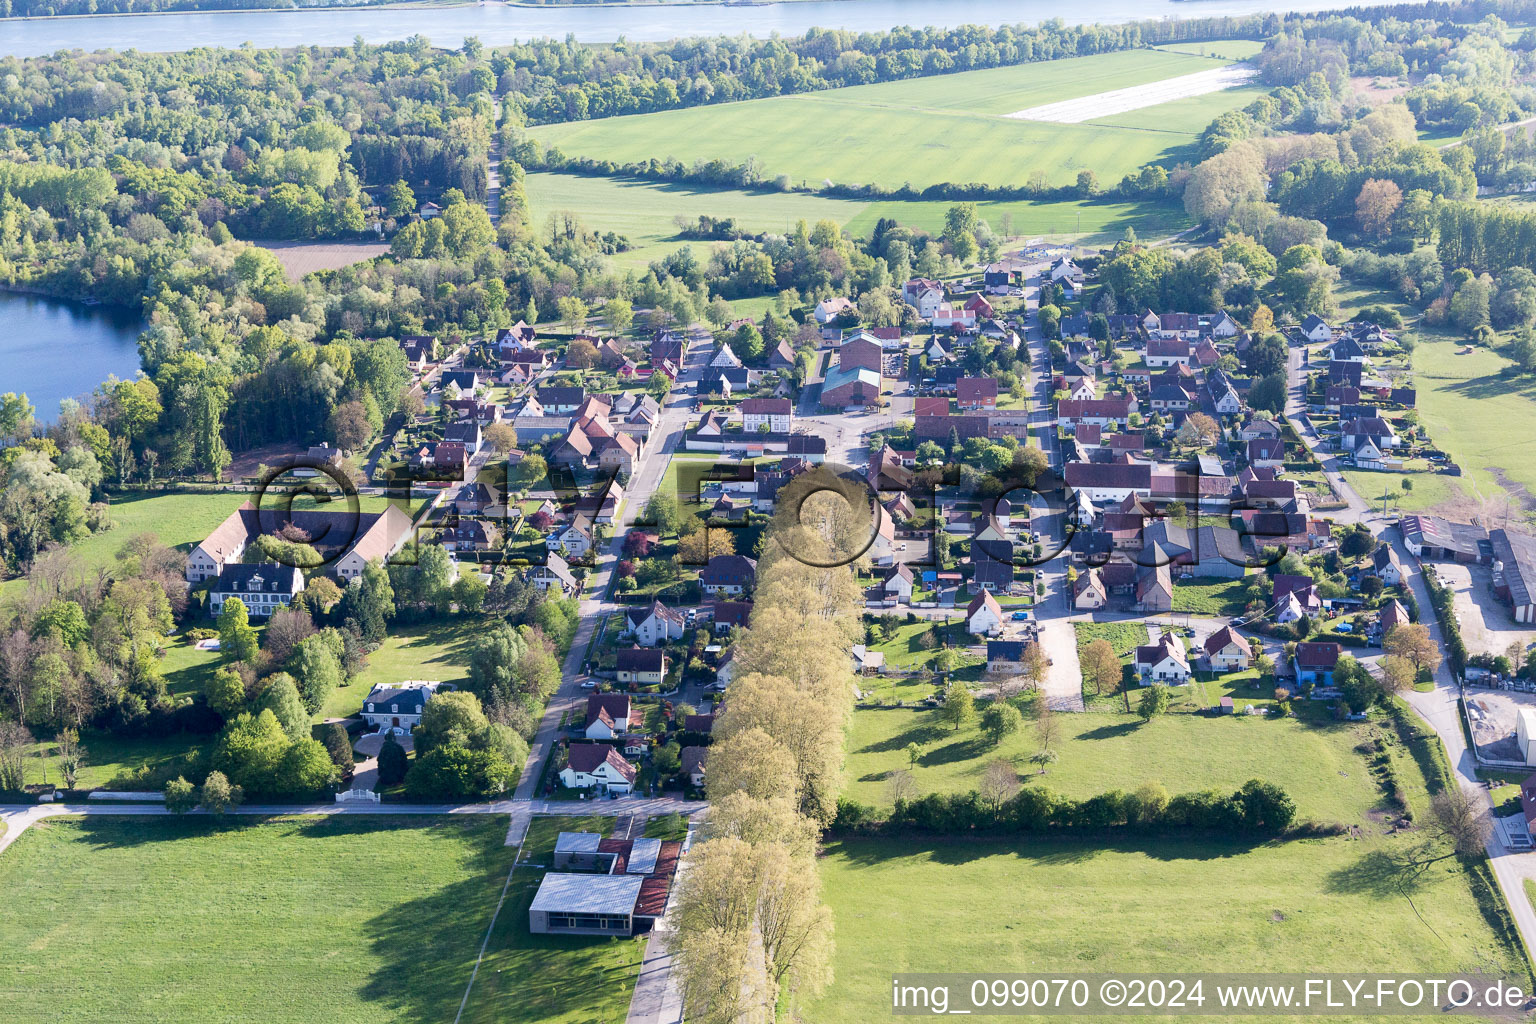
0;0;1400;57
0;293;145;418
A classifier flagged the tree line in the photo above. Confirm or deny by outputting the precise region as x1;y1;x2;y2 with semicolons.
666;468;870;1023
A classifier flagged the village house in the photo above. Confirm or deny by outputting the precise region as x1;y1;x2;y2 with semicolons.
932;303;977;331
559;743;637;794
882;562;915;602
1203;626;1251;672
903;278;945;318
527;553;578;594
1299;313;1334;343
616;647;667;686
740;397;793;434
957;376;999;411
186;501;414;584
965;590;1004;636
813;296;856;324
361;681;447;735
1073;568;1108;610
1372;544;1405;586
699;554;758;596
1134;631;1190;683
625;600;686;646
1248;437;1285;469
1146;338;1192;368
682;746;708;787
1293;641;1341;685
554;516;595;559
584;693;645;742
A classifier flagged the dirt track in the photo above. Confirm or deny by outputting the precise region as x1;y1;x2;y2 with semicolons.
1004;64;1256;125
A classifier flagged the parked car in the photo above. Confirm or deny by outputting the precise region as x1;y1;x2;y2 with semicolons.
580;679;597;689
1011;611;1032;621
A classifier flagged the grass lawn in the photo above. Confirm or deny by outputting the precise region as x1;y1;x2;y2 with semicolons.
810;829;1527;1022
0;815;528;1024
1170;575;1252;616
22;730;207;792
319;619;476;721
1409;335;1536;517
1072;620;1148;662
1342;464;1467;514
844;703;1388;823
818;692;1530;1021
457;812;645;1024
1330;281;1536;522
524;171;867;269
871;620;981;673
530;49;1260;191
160;632;226;700
0;491;237;600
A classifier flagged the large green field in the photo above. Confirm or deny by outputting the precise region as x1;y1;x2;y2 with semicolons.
809;830;1527;1023
0;814;644;1024
524;172;1190;270
818;692;1529;1022
1331;282;1536;522
529;48;1264;191
0;816;507;1023
844;703;1386;823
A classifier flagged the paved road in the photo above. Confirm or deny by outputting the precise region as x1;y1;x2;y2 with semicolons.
511;331;711;802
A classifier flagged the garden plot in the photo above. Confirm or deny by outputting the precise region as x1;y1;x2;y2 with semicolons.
1005;64;1256;124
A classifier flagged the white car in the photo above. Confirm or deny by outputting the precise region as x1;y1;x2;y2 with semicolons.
580;679;597;689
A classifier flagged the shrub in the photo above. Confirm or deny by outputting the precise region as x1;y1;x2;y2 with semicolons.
377;735;408;787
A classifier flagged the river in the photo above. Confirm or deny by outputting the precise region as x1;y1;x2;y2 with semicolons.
0;0;1399;57
0;293;145;418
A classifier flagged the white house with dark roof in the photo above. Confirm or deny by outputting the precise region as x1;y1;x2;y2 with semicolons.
209;562;303;618
559;743;637;794
624;600;686;646
1134;632;1190;683
361;681;447;734
1300;314;1334;343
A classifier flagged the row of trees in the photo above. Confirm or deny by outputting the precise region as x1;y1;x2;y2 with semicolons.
667;468;869;1023
875;777;1298;836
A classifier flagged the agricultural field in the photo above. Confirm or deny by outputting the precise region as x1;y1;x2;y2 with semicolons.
1330;282;1536;523
523;172;1191;273
255;239;390;282
811;829;1527;1022
1409;336;1536;521
843;701;1387;823
528;48;1265;191
0;815;538;1024
820;699;1529;1022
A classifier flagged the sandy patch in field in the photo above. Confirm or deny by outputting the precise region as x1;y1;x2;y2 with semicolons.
1004;64;1257;124
258;239;390;282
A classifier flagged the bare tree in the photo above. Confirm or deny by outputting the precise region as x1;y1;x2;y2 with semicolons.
885;769;916;807
979;758;1019;812
1428;787;1492;859
1034;699;1060;757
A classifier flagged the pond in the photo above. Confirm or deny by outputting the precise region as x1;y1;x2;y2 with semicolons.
0;292;145;418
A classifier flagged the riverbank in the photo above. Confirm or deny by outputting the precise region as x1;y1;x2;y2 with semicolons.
0;0;817;22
